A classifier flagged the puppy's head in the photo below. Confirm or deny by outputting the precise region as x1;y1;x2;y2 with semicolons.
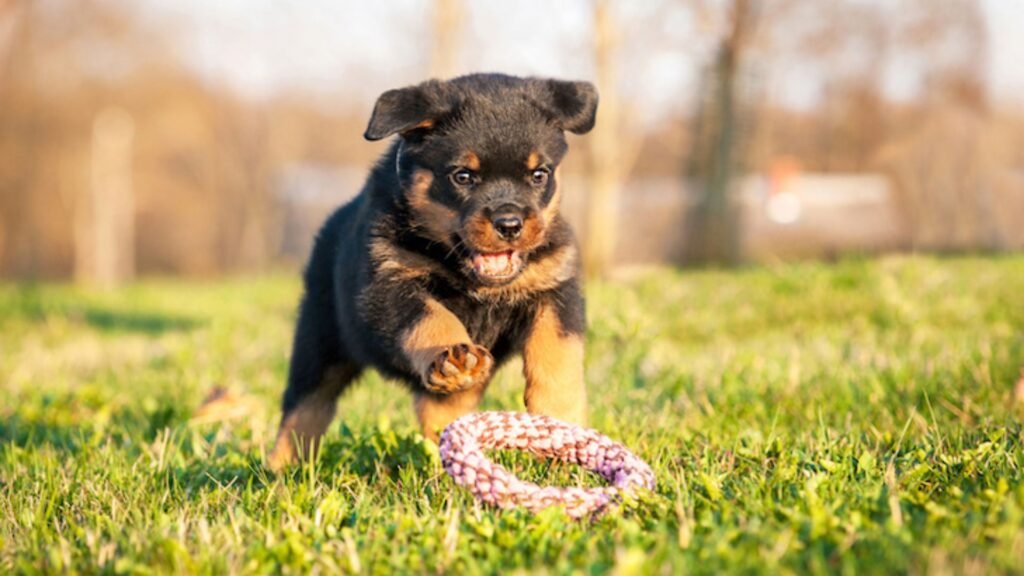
365;74;598;286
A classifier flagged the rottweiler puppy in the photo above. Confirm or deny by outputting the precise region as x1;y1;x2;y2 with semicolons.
269;73;598;470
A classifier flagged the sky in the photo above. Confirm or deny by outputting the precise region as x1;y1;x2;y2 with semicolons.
984;0;1024;100
135;0;1024;117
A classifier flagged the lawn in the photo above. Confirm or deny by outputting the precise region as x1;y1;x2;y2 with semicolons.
1;255;1023;574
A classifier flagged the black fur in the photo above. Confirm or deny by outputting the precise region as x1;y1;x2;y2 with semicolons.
280;73;597;427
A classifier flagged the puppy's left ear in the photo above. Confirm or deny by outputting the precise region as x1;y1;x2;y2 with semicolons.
536;79;599;135
364;80;452;141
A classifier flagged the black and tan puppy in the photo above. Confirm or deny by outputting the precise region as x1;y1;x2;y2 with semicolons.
269;73;598;470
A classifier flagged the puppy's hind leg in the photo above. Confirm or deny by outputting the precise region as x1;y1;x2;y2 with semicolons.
269;298;359;471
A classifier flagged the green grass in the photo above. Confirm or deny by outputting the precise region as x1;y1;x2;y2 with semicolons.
2;255;1024;574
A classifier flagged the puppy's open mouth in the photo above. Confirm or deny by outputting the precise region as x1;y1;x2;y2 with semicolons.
470;250;523;282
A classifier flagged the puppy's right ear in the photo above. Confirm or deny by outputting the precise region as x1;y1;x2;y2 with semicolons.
364;81;451;141
533;79;599;135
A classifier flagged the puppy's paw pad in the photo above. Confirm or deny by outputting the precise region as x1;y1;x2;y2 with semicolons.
426;343;493;394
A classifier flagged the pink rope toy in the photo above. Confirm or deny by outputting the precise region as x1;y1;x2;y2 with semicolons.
438;411;656;518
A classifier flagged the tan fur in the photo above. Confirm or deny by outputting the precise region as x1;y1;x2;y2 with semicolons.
415;385;487;442
462;211;548;254
268;365;353;471
459;151;481;171
519;214;546;247
462;213;499;250
407;169;456;245
522;303;587;425
401;299;472;381
526;151;542;170
369;237;441;281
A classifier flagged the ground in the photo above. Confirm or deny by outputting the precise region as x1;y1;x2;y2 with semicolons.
2;255;1023;574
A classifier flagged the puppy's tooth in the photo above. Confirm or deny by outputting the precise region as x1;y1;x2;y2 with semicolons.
442;361;459;377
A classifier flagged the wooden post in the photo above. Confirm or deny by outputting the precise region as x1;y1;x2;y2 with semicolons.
76;106;135;287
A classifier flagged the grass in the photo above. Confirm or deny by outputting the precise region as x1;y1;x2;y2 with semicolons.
2;254;1023;574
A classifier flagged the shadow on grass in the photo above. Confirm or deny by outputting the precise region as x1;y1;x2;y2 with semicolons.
0;416;108;454
164;427;422;495
167;454;273;493
317;424;437;479
78;308;202;334
0;394;439;496
0;399;188;455
2;286;203;335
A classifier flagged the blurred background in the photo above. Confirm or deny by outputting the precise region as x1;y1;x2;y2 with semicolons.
1;0;1022;284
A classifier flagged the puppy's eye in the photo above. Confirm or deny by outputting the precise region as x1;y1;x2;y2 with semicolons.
530;168;549;187
450;169;476;187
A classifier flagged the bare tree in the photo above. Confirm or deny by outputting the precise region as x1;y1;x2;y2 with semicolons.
875;0;999;250
580;0;676;278
210;98;279;272
686;0;760;265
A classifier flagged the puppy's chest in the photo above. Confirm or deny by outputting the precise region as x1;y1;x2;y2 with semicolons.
442;297;536;351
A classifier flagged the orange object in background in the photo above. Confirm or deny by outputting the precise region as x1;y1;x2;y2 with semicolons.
766;156;803;225
768;156;802;197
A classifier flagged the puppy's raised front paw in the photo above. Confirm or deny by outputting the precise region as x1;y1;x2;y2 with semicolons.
425;343;493;394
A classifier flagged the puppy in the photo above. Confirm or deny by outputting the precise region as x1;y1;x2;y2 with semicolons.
269;73;598;470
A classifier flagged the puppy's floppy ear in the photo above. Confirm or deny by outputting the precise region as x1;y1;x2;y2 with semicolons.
535;79;599;135
364;80;452;141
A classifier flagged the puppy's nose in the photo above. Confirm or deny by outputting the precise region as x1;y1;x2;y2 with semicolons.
493;214;523;240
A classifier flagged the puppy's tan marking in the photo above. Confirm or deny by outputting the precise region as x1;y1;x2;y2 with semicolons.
415;384;487;442
407;169;455;245
369;239;435;281
523;303;587;426
462;213;499;251
519;213;546;247
526;151;542;170
368;237;457;283
402;299;470;377
269;365;354;471
459;151;481;171
462;208;552;256
402;300;493;393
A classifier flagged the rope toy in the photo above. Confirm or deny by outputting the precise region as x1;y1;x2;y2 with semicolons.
439;411;655;518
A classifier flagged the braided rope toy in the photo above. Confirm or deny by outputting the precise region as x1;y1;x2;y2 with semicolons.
439;411;655;518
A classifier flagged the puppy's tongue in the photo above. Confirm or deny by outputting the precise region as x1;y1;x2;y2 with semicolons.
472;251;516;277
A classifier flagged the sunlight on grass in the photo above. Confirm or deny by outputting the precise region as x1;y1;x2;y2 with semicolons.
2;256;1023;573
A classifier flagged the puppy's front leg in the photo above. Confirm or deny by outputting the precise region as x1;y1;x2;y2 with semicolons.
401;298;493;439
523;299;588;426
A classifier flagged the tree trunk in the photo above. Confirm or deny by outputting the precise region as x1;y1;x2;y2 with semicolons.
583;0;622;279
688;0;755;265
